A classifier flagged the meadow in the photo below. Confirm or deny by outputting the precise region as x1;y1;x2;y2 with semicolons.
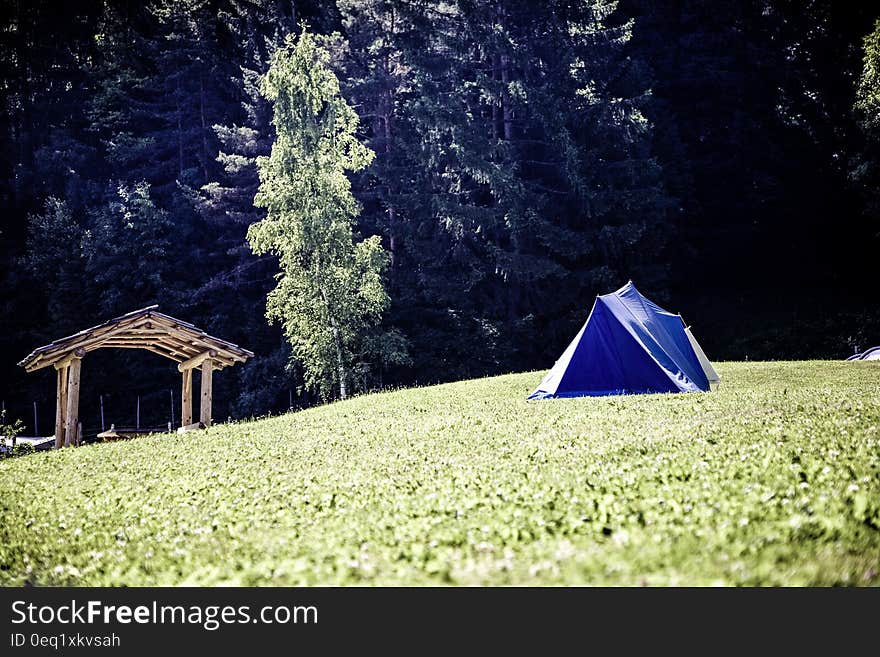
1;361;878;586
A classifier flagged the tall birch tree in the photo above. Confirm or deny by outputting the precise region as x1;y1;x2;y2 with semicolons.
250;29;388;401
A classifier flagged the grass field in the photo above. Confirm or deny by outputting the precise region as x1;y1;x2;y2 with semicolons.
1;361;878;586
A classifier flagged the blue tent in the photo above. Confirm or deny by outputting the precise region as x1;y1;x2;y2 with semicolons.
528;282;718;399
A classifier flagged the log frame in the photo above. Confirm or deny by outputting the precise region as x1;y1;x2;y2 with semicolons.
19;307;252;373
19;307;253;443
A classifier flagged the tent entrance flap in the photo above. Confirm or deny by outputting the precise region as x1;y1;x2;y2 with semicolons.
684;326;721;391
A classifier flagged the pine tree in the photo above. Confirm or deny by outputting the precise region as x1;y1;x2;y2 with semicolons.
83;181;176;315
249;29;389;400
23;197;87;336
331;0;673;377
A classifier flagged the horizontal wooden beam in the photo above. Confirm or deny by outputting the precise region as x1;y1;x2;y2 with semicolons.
100;338;190;349
177;349;218;372
88;341;179;358
53;348;85;370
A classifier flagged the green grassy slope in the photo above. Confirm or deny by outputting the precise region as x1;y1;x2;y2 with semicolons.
1;362;879;586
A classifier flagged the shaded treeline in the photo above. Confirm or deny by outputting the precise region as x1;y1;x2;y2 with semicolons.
1;1;878;432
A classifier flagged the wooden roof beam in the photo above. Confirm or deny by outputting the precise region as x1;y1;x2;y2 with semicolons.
163;332;238;365
178;350;218;372
102;336;231;368
96;343;187;361
19;306;252;372
139;323;240;363
148;314;252;359
53;348;86;370
25;319;160;371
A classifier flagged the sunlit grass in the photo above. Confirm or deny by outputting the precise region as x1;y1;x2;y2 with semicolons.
1;361;878;585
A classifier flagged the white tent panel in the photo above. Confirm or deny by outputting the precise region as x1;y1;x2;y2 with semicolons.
847;346;880;361
684;326;721;391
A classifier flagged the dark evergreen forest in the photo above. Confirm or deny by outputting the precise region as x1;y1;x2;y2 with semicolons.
2;1;878;435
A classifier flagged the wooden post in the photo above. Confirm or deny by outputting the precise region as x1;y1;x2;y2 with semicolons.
64;357;82;448
54;365;68;449
200;358;213;427
181;369;192;427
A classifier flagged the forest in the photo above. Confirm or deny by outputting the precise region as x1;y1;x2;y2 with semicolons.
1;0;879;434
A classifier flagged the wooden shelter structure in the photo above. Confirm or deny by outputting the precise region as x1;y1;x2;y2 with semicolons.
18;306;254;448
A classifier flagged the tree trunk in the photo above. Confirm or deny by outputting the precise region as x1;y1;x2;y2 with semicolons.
320;286;348;400
176;78;184;177
497;4;513;141
331;319;347;400
384;99;396;269
200;73;209;180
382;13;398;270
388;207;397;269
492;54;500;140
501;54;513;141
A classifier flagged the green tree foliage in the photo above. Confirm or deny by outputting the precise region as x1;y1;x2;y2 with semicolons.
24;198;86;333
856;21;880;136
83;182;175;315
330;0;673;375
0;408;25;457
853;19;880;227
622;2;874;285
195;3;298;416
250;29;389;400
